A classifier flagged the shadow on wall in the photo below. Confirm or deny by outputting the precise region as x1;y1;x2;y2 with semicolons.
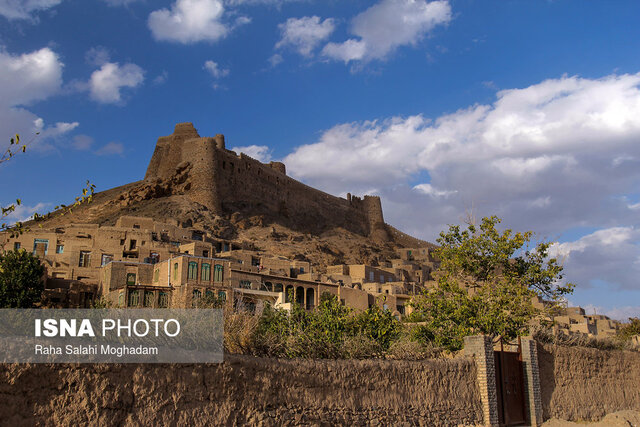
537;343;640;422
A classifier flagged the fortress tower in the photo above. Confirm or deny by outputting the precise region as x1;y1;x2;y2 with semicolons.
145;122;390;241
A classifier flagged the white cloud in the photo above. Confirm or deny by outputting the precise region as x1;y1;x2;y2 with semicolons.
148;0;230;44
230;144;272;162
268;53;283;67
284;72;640;290
0;47;63;106
0;47;77;149
102;0;140;5
413;183;456;198
275;16;335;57
153;71;169;85
0;0;61;20
548;228;640;292
322;0;451;63
95;141;124;156
203;60;230;79
85;46;110;67
71;134;94;151
0;202;50;224
322;39;367;63
89;62;144;104
225;0;303;5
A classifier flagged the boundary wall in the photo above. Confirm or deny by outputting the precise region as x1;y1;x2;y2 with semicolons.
0;355;481;426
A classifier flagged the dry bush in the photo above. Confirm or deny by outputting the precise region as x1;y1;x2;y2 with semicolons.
532;326;633;351
341;333;383;359
223;308;259;355
386;335;445;360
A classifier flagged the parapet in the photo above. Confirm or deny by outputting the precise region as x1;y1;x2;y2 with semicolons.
269;161;286;175
173;122;200;139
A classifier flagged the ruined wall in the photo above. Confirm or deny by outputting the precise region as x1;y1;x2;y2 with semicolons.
0;356;481;426
538;343;640;421
144;123;388;239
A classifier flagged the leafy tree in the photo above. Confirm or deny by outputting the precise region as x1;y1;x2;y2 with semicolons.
353;299;401;350
0;249;45;308
617;317;640;342
410;216;574;351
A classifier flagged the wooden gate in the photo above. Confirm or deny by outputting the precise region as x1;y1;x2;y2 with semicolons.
494;337;526;426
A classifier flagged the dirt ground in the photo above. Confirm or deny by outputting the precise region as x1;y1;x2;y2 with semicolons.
542;410;640;426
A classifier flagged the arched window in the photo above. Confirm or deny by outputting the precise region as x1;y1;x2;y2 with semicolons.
158;292;169;308
173;263;179;280
188;262;198;280
192;289;202;307
214;264;224;282
295;287;304;305
127;290;139;307
201;263;211;281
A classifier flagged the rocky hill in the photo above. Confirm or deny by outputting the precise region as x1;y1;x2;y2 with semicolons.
28;123;435;268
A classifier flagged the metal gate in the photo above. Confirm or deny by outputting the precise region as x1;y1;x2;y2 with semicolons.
494;337;526;426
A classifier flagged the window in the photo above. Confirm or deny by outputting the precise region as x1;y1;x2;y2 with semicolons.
218;291;226;301
240;280;251;289
158;292;169;308
14;242;20;250
274;283;283;292
79;251;91;267
118;292;124;307
129;239;137;250
201;263;211;281
101;254;113;266
192;289;202;307
133;224;140;229
144;291;154;307
300;267;305;273
127;290;139;307
205;289;214;298
369;271;374;282
202;250;209;258
56;244;64;254
173;263;178;280
188;261;198;280
153;269;159;283
150;252;159;264
120;239;125;245
214;264;224;282
33;238;49;255
126;273;136;285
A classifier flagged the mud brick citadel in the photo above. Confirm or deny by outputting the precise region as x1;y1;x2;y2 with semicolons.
0;123;620;336
145;122;389;242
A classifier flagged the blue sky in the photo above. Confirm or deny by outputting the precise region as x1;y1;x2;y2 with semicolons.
1;0;639;319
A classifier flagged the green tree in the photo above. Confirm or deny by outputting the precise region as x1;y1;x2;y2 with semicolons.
617;317;640;342
410;215;574;351
0;249;45;308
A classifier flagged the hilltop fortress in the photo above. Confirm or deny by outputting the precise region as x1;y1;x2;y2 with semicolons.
144;122;390;241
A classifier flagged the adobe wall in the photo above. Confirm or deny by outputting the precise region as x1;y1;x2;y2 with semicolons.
144;123;388;239
0;356;481;426
538;343;640;421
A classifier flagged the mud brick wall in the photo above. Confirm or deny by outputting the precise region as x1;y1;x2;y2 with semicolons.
538;343;640;421
0;355;481;426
